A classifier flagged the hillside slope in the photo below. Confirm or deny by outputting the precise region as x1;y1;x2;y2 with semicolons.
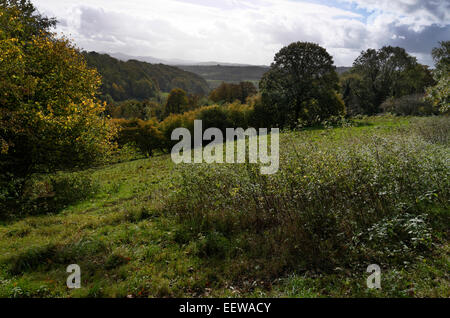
0;117;448;298
84;52;210;101
178;65;352;89
177;65;269;89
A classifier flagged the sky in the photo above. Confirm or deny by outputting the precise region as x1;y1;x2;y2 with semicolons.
33;0;450;66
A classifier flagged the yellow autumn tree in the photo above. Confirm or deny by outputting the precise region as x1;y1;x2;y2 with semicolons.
0;3;116;179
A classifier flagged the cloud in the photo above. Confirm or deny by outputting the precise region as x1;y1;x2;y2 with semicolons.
342;0;450;27
32;0;448;66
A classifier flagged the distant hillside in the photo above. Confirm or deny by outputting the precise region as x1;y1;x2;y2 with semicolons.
84;52;210;101
103;52;351;90
107;52;260;66
177;65;351;89
177;65;270;89
337;67;352;75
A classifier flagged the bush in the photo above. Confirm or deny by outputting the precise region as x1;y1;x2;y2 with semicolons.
380;94;436;116
1;172;99;219
159;110;198;150
167;125;449;279
409;116;450;145
354;213;432;264
113;118;163;157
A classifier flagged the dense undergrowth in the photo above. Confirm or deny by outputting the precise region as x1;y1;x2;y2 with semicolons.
0;116;448;298
168;116;449;282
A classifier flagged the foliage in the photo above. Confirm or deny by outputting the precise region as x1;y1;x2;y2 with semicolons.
343;46;435;115
431;41;450;79
159;109;198;150
108;99;164;121
425;76;449;114
0;0;56;40
178;65;269;86
209;81;257;104
1;172;98;219
0;117;448;298
84;52;210;101
164;88;189;115
425;41;450;114
259;42;345;128
169;117;449;278
113;118;164;157
0;11;116;175
380;94;436;116
0;2;116;216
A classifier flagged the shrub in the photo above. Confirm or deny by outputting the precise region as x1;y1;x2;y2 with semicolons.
425;75;449;114
159;109;198;150
354;213;432;264
1;172;99;219
380;94;436;116
409;116;450;145
167;126;449;279
113;118;163;157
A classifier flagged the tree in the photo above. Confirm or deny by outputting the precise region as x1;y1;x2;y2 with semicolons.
110;100;147;120
431;41;450;78
259;42;345;128
346;46;434;115
0;2;116;180
426;41;449;114
0;0;56;40
165;88;189;115
114;119;163;157
83;52;210;101
239;81;258;102
209;82;257;104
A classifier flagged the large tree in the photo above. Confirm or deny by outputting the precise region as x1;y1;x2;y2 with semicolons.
165;88;189;115
343;46;435;115
0;1;116;179
258;42;345;128
0;0;56;39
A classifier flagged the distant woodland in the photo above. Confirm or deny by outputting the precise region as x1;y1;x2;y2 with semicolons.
84;52;210;102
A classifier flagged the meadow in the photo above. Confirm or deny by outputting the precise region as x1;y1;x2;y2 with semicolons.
0;115;448;298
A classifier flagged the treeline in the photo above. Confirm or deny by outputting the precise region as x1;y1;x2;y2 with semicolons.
340;46;437;116
110;41;448;158
112;101;256;157
84;52;210;102
106;81;258;121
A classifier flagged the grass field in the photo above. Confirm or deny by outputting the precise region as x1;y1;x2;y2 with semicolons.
0;116;448;298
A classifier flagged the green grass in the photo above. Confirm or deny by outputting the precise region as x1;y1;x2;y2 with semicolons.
0;115;448;298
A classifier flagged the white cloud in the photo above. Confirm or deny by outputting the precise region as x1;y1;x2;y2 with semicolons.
32;0;448;66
